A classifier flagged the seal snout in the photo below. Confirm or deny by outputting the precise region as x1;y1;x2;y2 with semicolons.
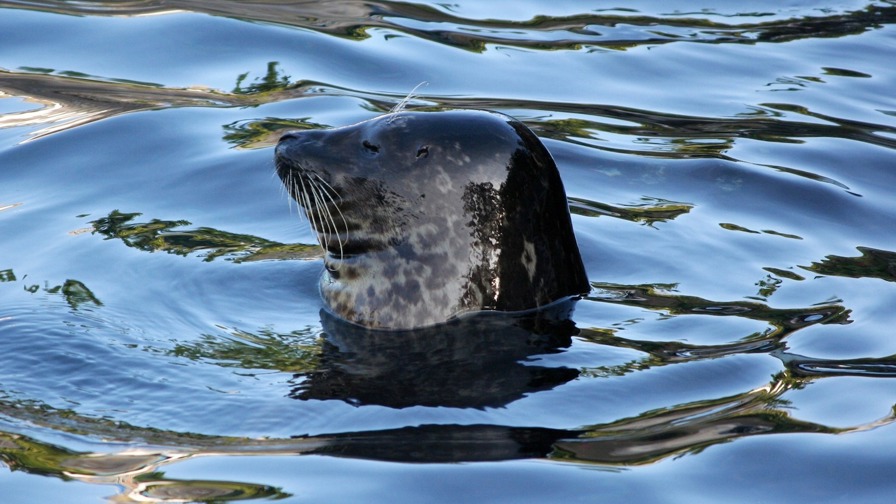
276;131;308;153
276;129;327;154
275;131;317;178
275;131;304;151
274;133;297;163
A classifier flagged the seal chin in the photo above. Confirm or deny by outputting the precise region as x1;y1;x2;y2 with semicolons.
275;109;590;330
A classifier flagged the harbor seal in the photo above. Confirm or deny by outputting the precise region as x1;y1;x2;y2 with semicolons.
274;109;589;329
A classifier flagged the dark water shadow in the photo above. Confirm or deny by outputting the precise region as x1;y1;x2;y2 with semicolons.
585;282;853;363
291;303;580;409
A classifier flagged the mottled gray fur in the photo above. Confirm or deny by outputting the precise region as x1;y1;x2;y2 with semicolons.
275;110;589;329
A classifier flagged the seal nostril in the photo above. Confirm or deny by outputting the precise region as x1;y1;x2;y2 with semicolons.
416;146;429;158
362;140;380;154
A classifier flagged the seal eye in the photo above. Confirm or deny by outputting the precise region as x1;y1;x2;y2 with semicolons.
362;140;380;154
416;146;429;159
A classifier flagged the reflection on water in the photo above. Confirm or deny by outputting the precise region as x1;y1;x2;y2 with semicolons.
0;267;101;309
5;0;896;48
3;2;895;146
552;382;895;465
0;69;271;143
805;246;896;282
1;281;892;490
294;305;580;409
0;431;294;502
90;210;319;262
569;196;693;226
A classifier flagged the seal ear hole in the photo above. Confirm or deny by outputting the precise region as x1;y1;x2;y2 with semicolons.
416;145;430;159
362;140;380;154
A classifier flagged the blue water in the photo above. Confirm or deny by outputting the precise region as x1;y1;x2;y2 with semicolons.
2;1;896;502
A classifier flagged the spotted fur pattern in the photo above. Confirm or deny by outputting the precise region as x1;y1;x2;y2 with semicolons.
275;110;589;329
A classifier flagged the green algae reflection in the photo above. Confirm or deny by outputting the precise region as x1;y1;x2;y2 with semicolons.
802;246;896;283
91;210;319;263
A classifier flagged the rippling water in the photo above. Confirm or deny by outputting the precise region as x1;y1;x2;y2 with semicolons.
2;1;896;502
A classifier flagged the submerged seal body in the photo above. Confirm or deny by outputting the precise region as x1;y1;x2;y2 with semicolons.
274;110;589;329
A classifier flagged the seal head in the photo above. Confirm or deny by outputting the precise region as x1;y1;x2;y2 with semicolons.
275;110;589;329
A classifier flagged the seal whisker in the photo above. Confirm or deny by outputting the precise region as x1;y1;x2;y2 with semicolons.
308;180;330;243
314;184;341;258
311;178;345;267
312;173;349;247
388;81;428;122
285;170;298;216
295;175;308;223
299;174;344;269
298;175;325;253
311;173;340;205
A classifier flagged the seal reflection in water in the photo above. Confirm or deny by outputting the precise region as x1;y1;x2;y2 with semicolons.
274;110;589;330
293;304;581;409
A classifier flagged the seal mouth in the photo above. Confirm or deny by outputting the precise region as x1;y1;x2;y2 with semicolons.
323;235;383;259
